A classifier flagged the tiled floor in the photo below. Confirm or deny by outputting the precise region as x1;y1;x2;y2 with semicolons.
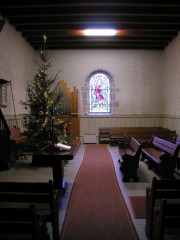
0;144;178;240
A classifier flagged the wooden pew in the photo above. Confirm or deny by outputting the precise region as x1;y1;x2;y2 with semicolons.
0;180;59;240
10;127;27;143
118;137;142;182
99;127;111;143
173;135;180;169
110;127;127;145
152;199;180;240
10;127;27;161
141;136;180;179
99;127;176;145
0;204;49;240
125;127;175;143
145;177;180;239
174;135;180;145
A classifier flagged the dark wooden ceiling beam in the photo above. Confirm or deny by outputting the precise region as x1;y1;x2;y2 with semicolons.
1;0;180;8
32;41;166;47
1;1;179;50
22;30;177;38
2;6;180;17
40;46;165;50
16;23;180;31
43;42;166;46
26;36;172;42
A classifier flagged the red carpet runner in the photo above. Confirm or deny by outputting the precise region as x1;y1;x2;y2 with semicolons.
60;145;139;240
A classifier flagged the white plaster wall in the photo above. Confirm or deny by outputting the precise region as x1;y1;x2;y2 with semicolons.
163;32;180;116
0;22;163;117
0;22;37;115
49;49;163;115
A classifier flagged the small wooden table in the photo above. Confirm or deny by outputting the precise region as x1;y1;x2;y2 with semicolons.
32;145;79;191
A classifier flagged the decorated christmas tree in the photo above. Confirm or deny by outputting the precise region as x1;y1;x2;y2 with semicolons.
20;35;70;152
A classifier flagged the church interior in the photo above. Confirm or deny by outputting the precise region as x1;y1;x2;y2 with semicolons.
1;1;180;240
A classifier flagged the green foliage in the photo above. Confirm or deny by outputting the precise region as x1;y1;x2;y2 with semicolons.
20;36;69;151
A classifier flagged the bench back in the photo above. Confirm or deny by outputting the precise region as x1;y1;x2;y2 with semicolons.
150;176;180;199
174;135;180;145
151;136;180;157
110;127;126;136
0;180;59;240
99;128;111;139
0;180;56;201
99;127;176;144
10;127;27;143
10;127;21;139
127;127;164;133
128;137;142;158
152;199;180;240
146;177;180;238
0;180;59;215
99;128;111;133
0;204;49;240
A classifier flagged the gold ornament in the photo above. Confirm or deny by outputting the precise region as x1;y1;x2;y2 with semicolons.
43;34;47;43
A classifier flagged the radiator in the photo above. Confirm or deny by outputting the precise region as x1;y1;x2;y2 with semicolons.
84;134;96;144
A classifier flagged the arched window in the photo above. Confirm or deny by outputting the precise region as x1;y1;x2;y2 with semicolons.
88;71;111;114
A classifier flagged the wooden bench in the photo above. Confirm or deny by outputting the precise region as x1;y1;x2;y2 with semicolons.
173;135;180;169
99;127;176;145
10;127;27;161
141;136;180;179
118;137;142;182
152;199;180;240
10;127;27;143
0;180;59;240
145;177;180;239
0;204;49;240
110;127;127;145
99;128;111;143
129;130;174;143
125;127;175;143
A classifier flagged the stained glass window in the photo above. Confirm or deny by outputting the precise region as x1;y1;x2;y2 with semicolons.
89;72;110;113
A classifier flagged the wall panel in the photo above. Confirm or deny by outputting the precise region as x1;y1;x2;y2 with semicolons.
5;114;180;142
80;115;164;142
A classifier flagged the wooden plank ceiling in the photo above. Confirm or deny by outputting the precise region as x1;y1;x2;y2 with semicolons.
0;0;180;50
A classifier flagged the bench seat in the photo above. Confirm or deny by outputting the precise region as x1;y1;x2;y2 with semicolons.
142;148;163;165
141;136;180;179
